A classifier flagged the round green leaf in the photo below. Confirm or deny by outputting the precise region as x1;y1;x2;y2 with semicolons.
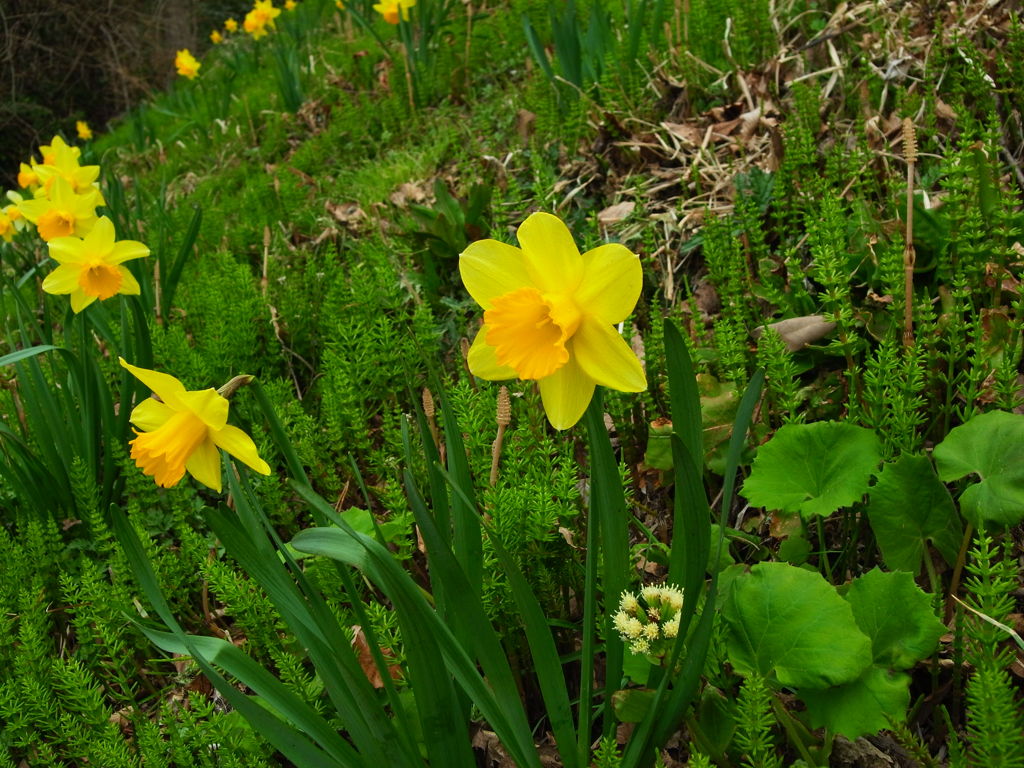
741;422;882;519
723;563;873;689
933;410;1024;527
800;666;910;739
866;454;962;572
612;688;656;723
843;568;945;669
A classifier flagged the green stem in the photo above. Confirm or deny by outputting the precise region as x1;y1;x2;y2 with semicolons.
945;522;974;623
923;545;940;597
577;502;599;767
771;698;816;767
815;516;833;582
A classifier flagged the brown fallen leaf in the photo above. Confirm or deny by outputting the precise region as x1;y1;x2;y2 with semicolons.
516;109;536;143
351;625;403;689
389;181;429;207
598;201;635;226
662;121;704;145
325;200;366;227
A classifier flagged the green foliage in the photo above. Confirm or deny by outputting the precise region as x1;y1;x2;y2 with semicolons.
0;512;275;765
732;673;781;768
801;569;944;738
4;0;1023;763
858;336;928;456
316;243;438;465
741;422;881;520
592;736;624;768
404;177;493;305
723;562;872;690
755;328;804;426
866;452;962;573
959;532;1024;767
933;410;1024;527
725;565;942;741
683;0;773;73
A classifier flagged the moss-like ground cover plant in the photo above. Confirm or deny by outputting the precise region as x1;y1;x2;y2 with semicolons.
1;0;1023;765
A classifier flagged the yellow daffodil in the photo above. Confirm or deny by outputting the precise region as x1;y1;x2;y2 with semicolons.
18;176;99;242
32;135;103;201
210;29;224;43
5;192;27;233
18;163;39;190
3;202;24;233
175;49;201;79
0;212;14;243
225;17;239;32
39;135;80;166
459;212;646;429
244;0;281;39
76;121;93;140
373;0;415;24
41;216;148;312
119;358;272;492
285;0;297;9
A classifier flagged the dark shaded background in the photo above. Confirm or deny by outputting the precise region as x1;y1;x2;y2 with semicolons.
0;0;250;186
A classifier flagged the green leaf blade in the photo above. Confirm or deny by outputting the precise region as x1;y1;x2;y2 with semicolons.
741;421;881;519
933;410;1024;527
800;666;910;739
723;562;873;689
866;453;962;571
843;568;945;670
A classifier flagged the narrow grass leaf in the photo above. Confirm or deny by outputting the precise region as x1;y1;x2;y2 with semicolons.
664;320;710;634
583;391;626;737
405;468;543;766
434;464;578;768
110;509;354;767
292;524;544;768
0;344;57;367
481;508;579;768
435;384;482;597
161;204;201;319
251;378;310;484
219;471;418;766
522;14;556;84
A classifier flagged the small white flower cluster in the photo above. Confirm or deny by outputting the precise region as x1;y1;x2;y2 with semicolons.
612;584;684;657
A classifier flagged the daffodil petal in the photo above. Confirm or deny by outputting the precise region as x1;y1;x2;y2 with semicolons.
516;212;584;295
49;176;75;207
41;264;81;294
467;326;516;380
82;217;114;257
572;319;646;392
575;243;643;324
118;266;141;295
16;198;48;222
212;424;271;475
185;438;223;492
538;352;594;430
46;237;85;264
70;290;96;313
110;240;150;264
459;239;531;309
75;166;100;187
119;358;188;409
179;389;229;430
129;397;175;431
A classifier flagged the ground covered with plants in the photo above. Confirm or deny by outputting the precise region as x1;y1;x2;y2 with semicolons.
1;0;1022;766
